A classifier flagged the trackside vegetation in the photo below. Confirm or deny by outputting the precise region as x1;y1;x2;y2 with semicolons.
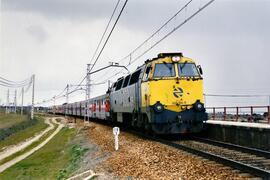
0;117;37;141
0;127;88;180
0;112;29;130
0;121;57;165
0;116;48;150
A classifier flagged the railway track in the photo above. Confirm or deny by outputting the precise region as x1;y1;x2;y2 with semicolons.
132;132;270;179
67;117;270;179
178;137;270;179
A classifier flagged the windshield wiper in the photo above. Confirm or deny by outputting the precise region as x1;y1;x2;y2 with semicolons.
163;61;173;72
180;61;187;70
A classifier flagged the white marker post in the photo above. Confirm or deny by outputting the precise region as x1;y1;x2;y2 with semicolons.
113;127;120;151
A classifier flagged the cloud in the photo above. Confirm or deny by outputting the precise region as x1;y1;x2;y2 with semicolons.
26;25;48;43
2;0;116;21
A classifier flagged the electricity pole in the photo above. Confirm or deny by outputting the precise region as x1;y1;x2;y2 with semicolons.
65;84;69;116
6;89;9;114
31;75;35;120
86;64;91;122
21;87;24;115
14;89;17;113
53;96;56;115
84;90;87;122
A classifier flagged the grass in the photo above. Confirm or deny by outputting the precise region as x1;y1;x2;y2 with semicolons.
0;121;58;165
0;112;29;129
0;116;48;151
0;127;88;180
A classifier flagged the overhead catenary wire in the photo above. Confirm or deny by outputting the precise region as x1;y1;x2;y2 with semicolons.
89;0;129;73
97;0;192;80
37;75;109;106
96;0;197;80
204;94;270;97
89;0;121;65
0;76;32;90
34;1;128;106
128;0;216;65
0;76;31;84
57;0;129;103
118;0;194;64
97;0;216;83
0;78;32;88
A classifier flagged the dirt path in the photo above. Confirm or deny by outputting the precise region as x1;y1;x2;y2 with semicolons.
0;118;54;161
0;117;64;173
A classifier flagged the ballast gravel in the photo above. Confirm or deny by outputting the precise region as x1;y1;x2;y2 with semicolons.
79;121;251;180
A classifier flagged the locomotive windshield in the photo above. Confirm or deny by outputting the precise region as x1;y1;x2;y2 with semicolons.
178;63;199;77
153;63;175;77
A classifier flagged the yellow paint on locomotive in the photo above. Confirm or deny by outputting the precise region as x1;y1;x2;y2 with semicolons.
141;56;204;112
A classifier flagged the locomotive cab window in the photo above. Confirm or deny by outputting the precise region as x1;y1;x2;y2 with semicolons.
178;63;199;77
129;69;142;85
122;75;131;88
153;63;175;78
143;64;152;81
115;78;124;91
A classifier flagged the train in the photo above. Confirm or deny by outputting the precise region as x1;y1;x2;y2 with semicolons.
49;52;208;134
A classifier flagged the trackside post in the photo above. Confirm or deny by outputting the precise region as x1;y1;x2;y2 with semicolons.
113;127;120;151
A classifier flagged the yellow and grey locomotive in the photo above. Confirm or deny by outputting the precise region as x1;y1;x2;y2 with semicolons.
109;52;207;134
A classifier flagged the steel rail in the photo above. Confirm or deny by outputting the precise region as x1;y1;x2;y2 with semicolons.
159;140;270;179
192;136;270;159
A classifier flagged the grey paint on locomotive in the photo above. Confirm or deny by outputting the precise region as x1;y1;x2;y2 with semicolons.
109;65;146;122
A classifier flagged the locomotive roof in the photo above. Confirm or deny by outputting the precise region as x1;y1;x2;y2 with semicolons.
144;52;184;65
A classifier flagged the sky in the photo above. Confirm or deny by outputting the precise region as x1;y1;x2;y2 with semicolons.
0;0;270;109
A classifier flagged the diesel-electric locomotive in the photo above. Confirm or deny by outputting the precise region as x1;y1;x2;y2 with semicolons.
51;52;207;134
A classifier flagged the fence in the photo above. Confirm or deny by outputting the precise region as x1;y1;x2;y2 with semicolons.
206;106;270;124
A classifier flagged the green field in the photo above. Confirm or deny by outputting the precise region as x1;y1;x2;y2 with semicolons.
0;116;48;150
0;112;29;129
0;128;88;180
0;121;57;165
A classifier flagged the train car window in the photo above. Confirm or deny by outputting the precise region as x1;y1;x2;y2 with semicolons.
129;69;142;85
122;75;131;88
115;78;124;91
153;63;175;77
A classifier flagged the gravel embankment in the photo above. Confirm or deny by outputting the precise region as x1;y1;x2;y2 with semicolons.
80;121;251;180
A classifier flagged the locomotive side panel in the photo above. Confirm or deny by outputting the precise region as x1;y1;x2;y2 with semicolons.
109;68;143;123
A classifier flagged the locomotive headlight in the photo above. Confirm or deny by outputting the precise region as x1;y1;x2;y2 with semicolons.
153;102;164;113
194;101;204;112
172;56;181;62
156;105;163;111
197;103;203;109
